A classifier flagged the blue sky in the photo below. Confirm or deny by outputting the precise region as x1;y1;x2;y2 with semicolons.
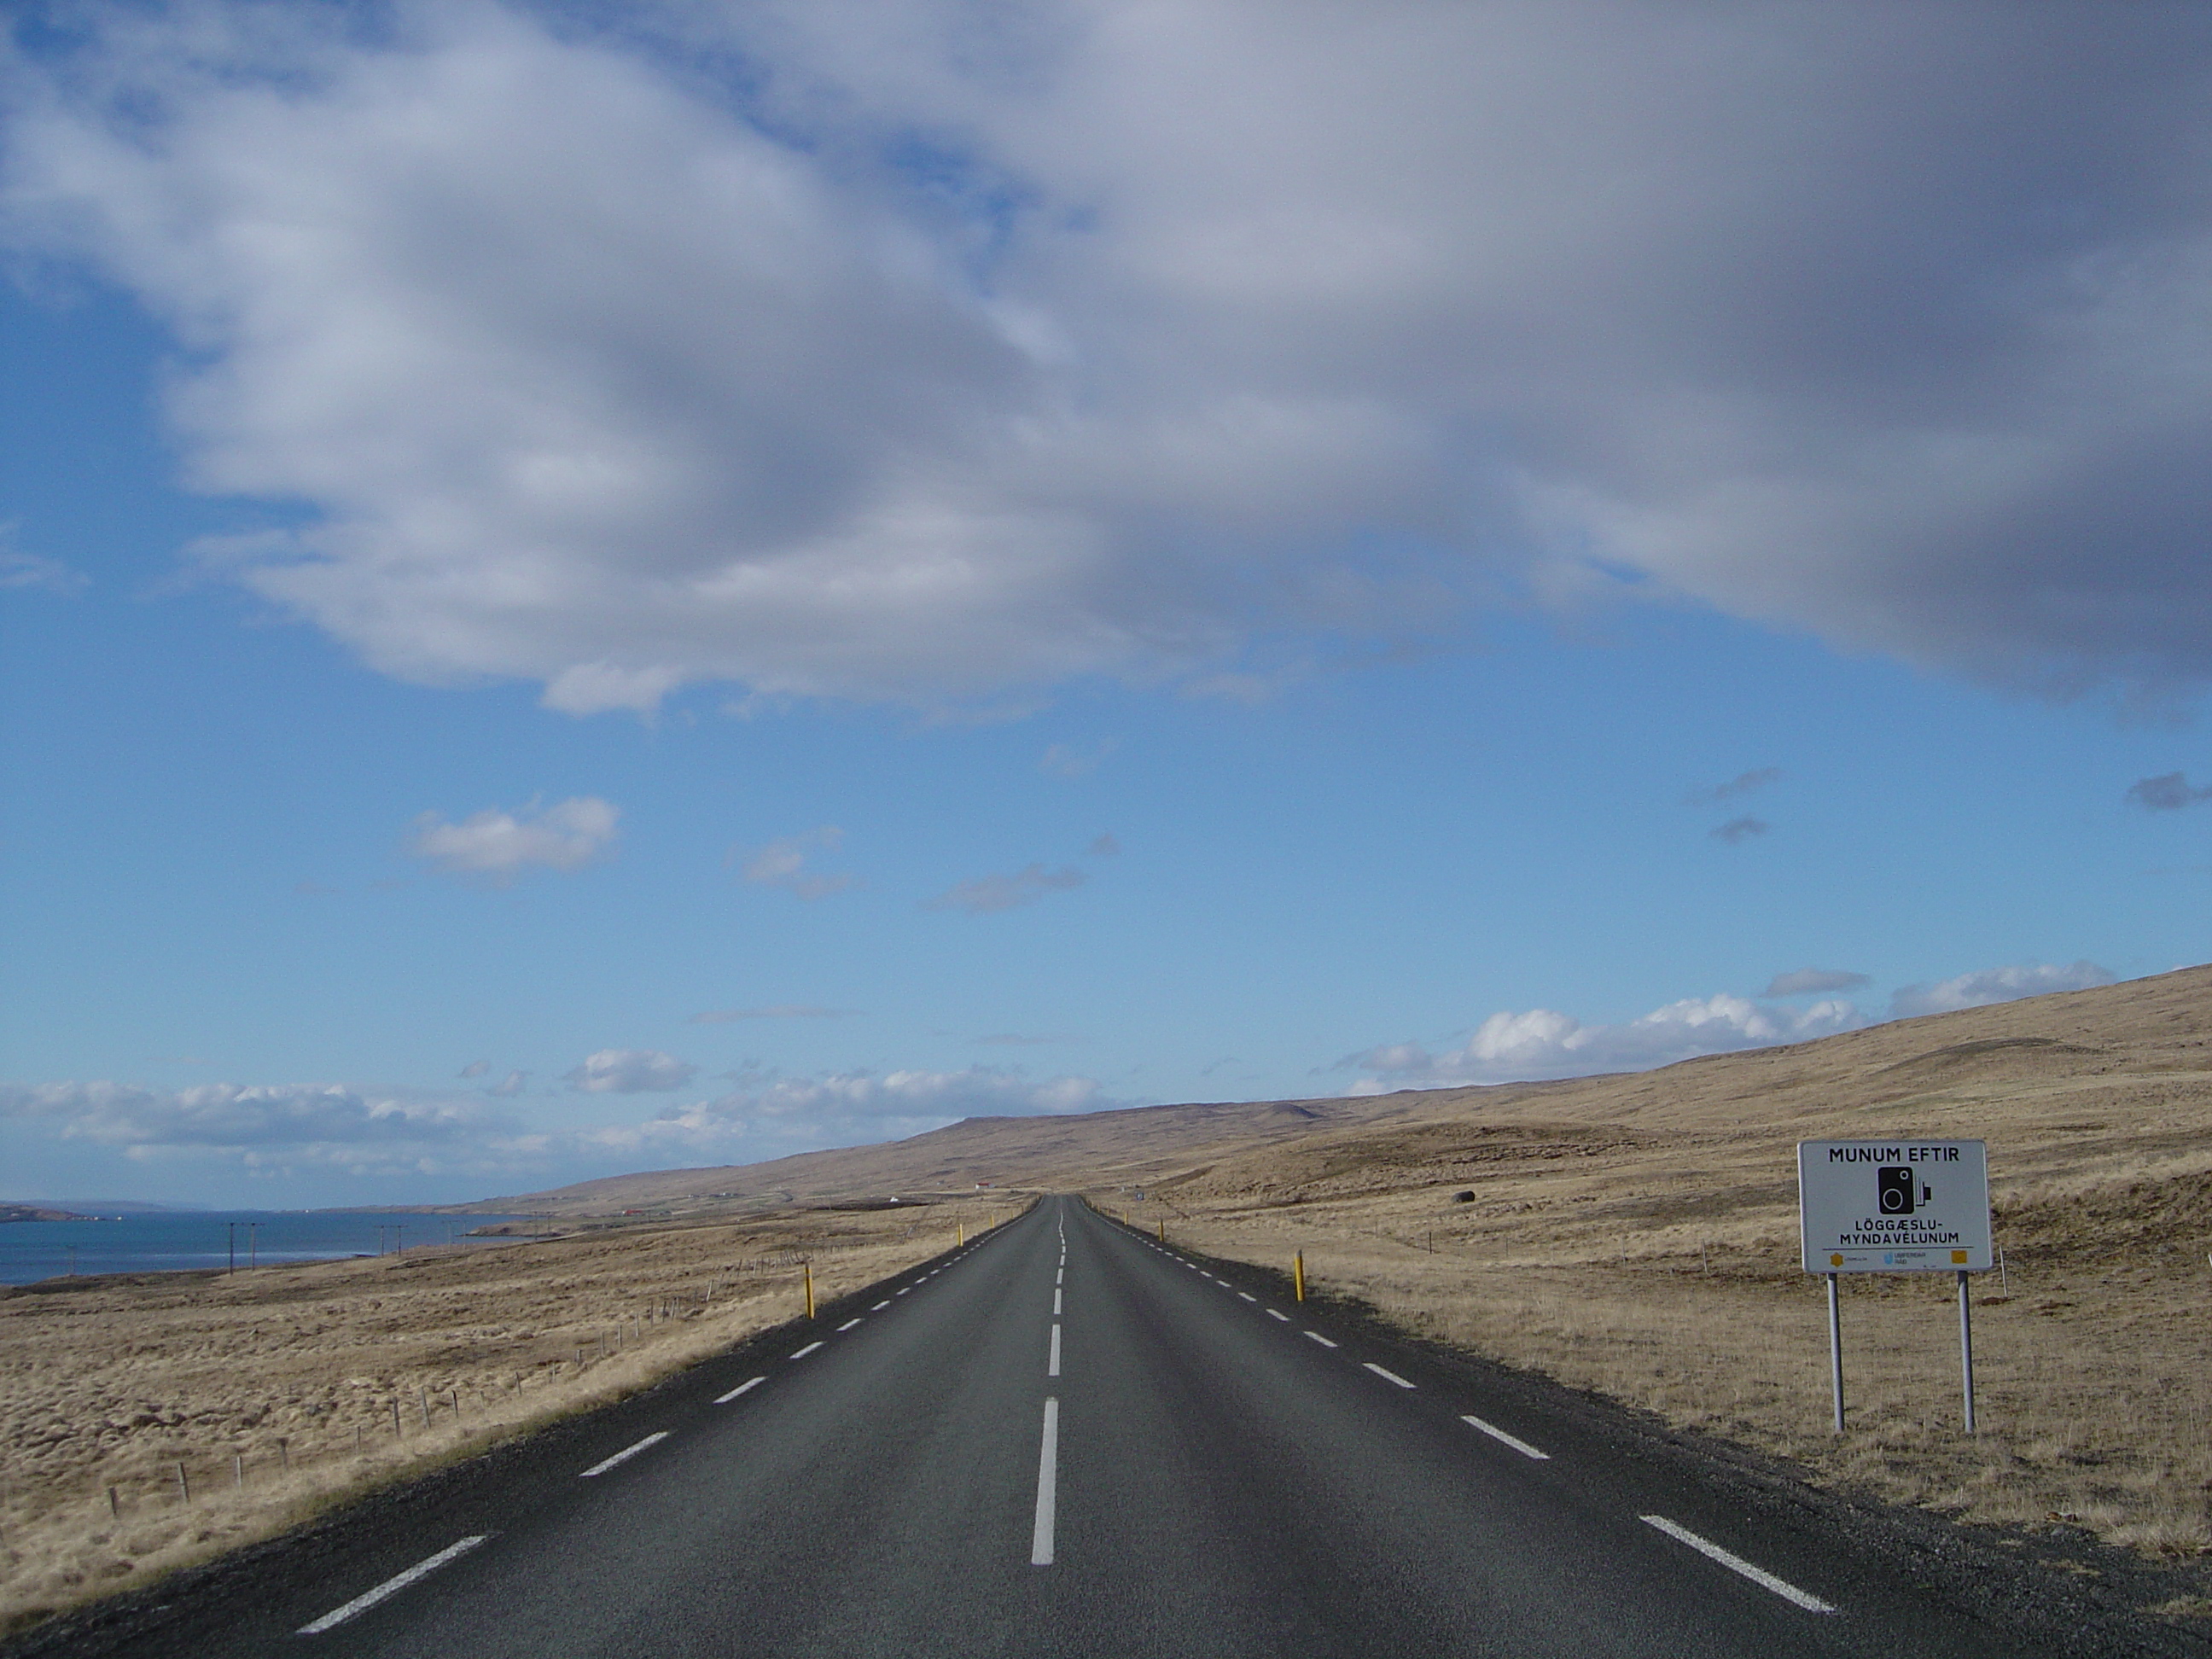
3;1;2209;1207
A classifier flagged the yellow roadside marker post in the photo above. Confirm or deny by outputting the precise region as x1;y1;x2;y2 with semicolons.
1157;1220;1165;1243
958;1221;966;1246
804;1261;815;1320
1294;1252;1306;1302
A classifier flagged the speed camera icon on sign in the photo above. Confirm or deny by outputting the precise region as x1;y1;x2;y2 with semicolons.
1877;1165;1917;1215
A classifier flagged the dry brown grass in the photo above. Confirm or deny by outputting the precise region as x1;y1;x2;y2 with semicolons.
0;1197;1016;1635
1091;967;2212;1568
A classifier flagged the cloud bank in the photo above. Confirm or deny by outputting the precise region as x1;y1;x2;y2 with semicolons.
1889;961;2116;1019
1345;994;1866;1088
0;1080;515;1177
9;4;2212;711
1348;958;2128;1087
2;1062;1110;1187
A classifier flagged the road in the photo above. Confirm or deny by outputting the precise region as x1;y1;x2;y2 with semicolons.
15;1196;2187;1657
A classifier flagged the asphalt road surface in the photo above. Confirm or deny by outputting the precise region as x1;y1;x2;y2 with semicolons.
15;1196;2195;1657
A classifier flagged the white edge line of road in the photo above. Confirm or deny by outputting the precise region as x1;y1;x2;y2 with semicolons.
1363;1363;1416;1388
579;1430;670;1478
298;1535;490;1634
1460;1413;1549;1459
789;1341;824;1359
1304;1330;1338;1348
1266;1308;1289;1320
836;1318;863;1331
871;1301;891;1310
1237;1291;1256;1301
1639;1516;1837;1614
716;1377;765;1404
1031;1398;1060;1566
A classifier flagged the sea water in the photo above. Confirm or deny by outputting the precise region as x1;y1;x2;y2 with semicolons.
0;1210;542;1285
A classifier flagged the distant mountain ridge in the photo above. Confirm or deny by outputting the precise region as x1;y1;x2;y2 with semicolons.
450;1090;1477;1217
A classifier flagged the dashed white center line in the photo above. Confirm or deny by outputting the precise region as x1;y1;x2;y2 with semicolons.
1237;1291;1256;1302
1053;1289;1062;1314
871;1301;891;1311
1363;1363;1416;1388
579;1430;670;1478
789;1342;824;1359
715;1377;765;1404
297;1536;488;1634
1304;1331;1339;1348
1461;1414;1550;1459
1048;1323;1062;1377
836;1318;862;1331
1030;1399;1060;1567
1639;1516;1837;1614
1266;1308;1290;1321
1056;1269;1063;1284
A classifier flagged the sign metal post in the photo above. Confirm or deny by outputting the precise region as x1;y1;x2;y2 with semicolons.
1797;1138;1993;1435
1825;1272;1844;1433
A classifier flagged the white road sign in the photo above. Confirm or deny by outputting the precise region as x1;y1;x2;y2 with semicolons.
1797;1139;1992;1273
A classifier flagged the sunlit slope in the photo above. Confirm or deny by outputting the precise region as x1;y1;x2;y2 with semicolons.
467;964;2212;1219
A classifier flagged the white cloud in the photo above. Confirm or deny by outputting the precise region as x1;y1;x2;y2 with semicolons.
0;538;88;596
564;1049;698;1093
1889;961;2115;1020
1761;968;1871;998
1347;992;1866;1086
458;1058;489;1078
486;1069;528;1097
407;796;618;882
734;827;858;900
10;6;2212;711
923;862;1086;914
